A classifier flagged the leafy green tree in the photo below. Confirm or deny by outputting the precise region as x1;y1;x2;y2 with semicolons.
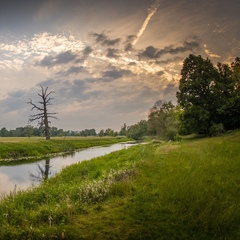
79;129;97;136
0;127;9;137
24;125;34;138
119;123;127;136
98;129;105;137
177;54;220;134
127;120;147;140
147;100;178;139
216;57;240;130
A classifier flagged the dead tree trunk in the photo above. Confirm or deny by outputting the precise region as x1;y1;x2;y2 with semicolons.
28;85;58;140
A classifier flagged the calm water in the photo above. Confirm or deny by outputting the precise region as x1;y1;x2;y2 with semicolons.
0;142;136;195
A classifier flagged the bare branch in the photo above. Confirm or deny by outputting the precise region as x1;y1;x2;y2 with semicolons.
28;85;58;140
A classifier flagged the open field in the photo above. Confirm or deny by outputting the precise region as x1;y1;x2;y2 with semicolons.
0;136;130;161
0;130;240;239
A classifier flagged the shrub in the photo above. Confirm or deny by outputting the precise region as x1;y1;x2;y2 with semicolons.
209;123;225;136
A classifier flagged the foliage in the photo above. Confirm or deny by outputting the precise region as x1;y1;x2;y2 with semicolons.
177;54;240;135
126;120;147;140
78;128;97;137
119;123;127;136
216;57;240;130
0;126;99;138
0;131;240;238
98;128;118;137
147;100;180;140
24;125;34;137
209;123;225;136
177;54;219;134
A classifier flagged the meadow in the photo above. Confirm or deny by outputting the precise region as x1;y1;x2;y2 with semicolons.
0;131;240;239
0;136;129;161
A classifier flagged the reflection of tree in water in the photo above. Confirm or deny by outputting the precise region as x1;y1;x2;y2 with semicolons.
30;158;51;183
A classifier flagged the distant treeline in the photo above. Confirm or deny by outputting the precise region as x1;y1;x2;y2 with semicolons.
0;126;98;137
0;126;124;138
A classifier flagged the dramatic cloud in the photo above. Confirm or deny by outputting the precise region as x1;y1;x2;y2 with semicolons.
37;50;78;67
76;46;93;63
106;48;120;59
91;33;121;46
124;35;136;51
102;67;133;80
139;39;201;60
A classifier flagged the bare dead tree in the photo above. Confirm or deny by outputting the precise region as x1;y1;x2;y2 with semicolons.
28;85;58;140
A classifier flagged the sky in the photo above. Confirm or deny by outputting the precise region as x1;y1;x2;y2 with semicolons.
0;0;239;132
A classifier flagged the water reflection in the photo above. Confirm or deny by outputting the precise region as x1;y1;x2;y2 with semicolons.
0;143;137;195
29;158;51;183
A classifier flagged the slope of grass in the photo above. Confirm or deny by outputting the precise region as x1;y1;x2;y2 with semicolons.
0;131;240;239
0;136;130;161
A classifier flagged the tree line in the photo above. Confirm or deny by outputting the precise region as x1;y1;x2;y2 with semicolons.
0;126;123;138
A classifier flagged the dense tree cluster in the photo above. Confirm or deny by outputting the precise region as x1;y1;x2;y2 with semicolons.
117;103;180;141
177;54;240;135
98;128;118;137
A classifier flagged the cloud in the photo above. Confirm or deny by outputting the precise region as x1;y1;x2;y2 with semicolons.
156;71;165;76
57;66;87;77
156;56;184;65
139;46;158;59
37;50;78;67
204;44;221;58
0;32;85;70
124;35;136;51
76;46;93;63
0;89;30;113
101;67;133;80
157;40;201;58
106;48;120;58
162;83;178;96
91;32;121;46
139;39;201;59
132;0;162;46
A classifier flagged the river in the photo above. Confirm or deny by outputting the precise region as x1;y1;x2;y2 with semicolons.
0;142;136;195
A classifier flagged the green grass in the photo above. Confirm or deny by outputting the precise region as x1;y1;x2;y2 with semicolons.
0;131;240;239
0;136;130;161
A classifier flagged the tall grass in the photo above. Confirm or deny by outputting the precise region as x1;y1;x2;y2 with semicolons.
0;131;240;239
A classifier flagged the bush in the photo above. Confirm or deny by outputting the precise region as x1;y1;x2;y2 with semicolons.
209;123;225;136
174;134;182;141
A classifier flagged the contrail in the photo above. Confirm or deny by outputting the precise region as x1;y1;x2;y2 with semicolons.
132;0;162;46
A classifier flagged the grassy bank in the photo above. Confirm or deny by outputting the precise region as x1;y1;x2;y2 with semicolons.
0;131;240;239
0;136;130;161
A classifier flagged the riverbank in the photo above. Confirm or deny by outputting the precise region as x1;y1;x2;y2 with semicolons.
0;136;130;162
0;130;240;239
